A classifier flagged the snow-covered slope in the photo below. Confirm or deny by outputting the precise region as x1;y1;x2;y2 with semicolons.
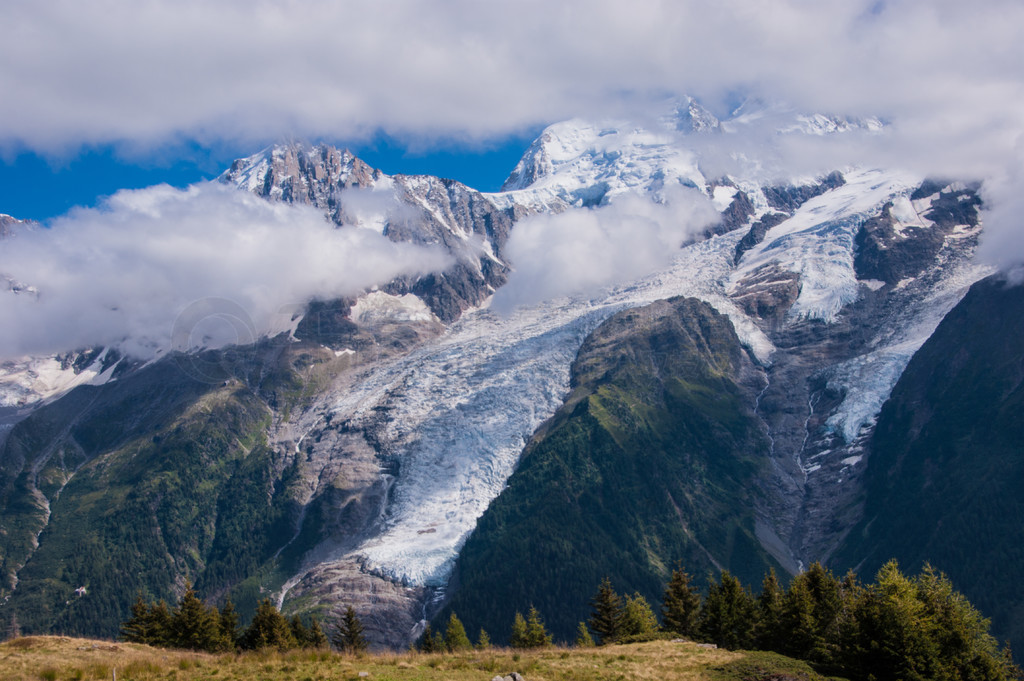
277;139;987;607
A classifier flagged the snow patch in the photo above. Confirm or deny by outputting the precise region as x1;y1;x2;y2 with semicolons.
351;292;436;325
712;185;738;211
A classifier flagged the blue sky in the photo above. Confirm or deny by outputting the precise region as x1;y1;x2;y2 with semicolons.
0;133;540;222
2;0;1023;359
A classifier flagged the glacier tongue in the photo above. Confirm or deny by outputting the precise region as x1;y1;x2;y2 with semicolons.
325;166;988;590
339;223;768;587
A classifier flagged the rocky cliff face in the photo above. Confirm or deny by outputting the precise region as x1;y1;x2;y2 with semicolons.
221;143;520;322
0;102;1003;650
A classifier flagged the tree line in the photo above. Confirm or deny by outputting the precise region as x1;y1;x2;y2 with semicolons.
428;560;1021;681
120;561;1021;681
119;583;369;653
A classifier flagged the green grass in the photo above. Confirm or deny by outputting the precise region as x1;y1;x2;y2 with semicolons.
0;636;844;681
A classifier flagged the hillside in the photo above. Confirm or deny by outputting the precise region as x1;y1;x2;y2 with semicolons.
832;273;1024;655
0;635;840;681
441;297;780;643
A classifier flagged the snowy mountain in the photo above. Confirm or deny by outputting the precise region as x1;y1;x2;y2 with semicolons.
0;99;1002;650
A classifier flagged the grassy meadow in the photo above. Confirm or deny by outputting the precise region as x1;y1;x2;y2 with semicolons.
0;636;839;681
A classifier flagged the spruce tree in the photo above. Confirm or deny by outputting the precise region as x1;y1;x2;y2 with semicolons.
443;612;472;652
619;593;659;640
241;599;297;651
333;606;368;653
170;582;223;652
589;577;624;645
289;615;310;647
755;569;785;652
219;598;240;650
509;612;529;649
525;605;552;648
307;618;328;649
574;621;596;648
475;628;491;650
430;627;445;653
698;571;756;650
420;624;438;653
779;562;842;665
661;566;701;638
121;593;156;644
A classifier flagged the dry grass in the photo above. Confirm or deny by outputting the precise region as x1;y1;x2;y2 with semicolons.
0;636;828;681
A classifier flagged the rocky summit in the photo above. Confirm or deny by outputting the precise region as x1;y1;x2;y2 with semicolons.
1;98;1016;655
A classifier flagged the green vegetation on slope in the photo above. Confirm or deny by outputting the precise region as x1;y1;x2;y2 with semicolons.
832;274;1024;658
441;297;782;645
0;339;344;638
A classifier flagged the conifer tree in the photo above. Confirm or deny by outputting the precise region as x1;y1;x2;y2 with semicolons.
509;611;530;649
420;624;438;653
219;598;240;650
241;599;297;651
170;582;223;652
589;577;624;645
290;615;310;647
699;571;756;650
121;593;157;645
661;566;701;638
333;605;368;653
430;627;445;653
307;618;328;649
475;628;491;650
525;605;553;648
574;621;596;648
779;562;842;664
619;593;659;640
148;600;174;647
443;612;472;652
755;569;785;651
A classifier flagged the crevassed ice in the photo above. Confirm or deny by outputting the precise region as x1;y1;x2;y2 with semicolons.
335;170;985;588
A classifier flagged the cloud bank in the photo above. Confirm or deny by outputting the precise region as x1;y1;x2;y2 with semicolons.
2;1;1021;154
491;187;719;313
0;183;451;359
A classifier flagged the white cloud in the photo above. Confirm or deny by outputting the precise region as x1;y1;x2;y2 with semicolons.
490;187;719;313
2;0;1024;267
1;1;1021;151
0;183;452;359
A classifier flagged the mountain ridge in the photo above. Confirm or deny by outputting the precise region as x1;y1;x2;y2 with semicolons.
0;99;1010;654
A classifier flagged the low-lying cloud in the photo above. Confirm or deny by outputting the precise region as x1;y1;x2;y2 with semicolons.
0;183;452;359
490;187;719;314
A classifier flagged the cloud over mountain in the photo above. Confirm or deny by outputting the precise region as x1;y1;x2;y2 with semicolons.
0;182;451;359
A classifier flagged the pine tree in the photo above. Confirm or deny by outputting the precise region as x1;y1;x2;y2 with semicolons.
219;599;240;650
589;577;624;645
509;612;530;649
121;593;156;644
307;618;328;649
779;562;842;665
333;606;368;654
661;566;701;638
420;624;438;653
755;569;785;652
619;593;659;640
241;599;297;651
148;600;173;647
443;612;472;652
525;605;552;648
475;628;491;650
289;615;310;647
574;621;596;648
699;571;756;650
170;582;223;652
